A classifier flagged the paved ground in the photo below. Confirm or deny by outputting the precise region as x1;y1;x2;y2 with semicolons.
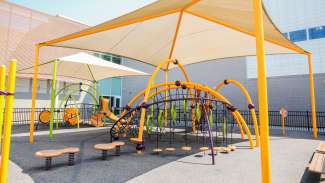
10;128;224;183
7;160;34;183
9;127;324;183
128;131;325;183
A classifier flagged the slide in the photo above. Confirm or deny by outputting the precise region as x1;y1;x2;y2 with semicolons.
90;98;122;127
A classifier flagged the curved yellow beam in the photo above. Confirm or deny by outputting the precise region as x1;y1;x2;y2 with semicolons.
129;80;254;149
124;82;248;136
130;58;174;144
147;84;245;140
215;79;260;147
123;61;191;115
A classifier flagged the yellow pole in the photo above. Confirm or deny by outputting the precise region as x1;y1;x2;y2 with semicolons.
253;0;271;182
0;60;16;183
307;53;317;139
30;45;40;144
164;70;168;127
0;66;6;146
281;112;285;136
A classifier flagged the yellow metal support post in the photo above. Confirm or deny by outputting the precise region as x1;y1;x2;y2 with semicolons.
0;60;16;183
164;70;169;127
50;60;58;139
0;65;6;146
30;45;40;144
281;112;285;135
253;0;271;183
307;53;317;139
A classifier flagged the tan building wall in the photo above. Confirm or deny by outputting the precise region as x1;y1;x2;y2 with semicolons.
0;1;88;108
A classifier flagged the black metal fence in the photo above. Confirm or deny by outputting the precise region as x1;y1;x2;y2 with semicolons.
240;110;325;133
8;107;325;133
11;106;96;126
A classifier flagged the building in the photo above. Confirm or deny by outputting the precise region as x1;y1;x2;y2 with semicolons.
2;0;324;112
122;0;325;112
0;1;123;109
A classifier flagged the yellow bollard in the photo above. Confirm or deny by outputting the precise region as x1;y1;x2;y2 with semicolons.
0;60;16;183
0;65;6;146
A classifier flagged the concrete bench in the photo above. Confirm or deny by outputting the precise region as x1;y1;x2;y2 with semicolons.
94;143;116;160
35;147;80;170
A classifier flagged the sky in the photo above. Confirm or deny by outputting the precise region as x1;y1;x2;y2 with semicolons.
9;0;156;26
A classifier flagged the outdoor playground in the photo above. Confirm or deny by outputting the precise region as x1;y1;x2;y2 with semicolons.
0;1;325;183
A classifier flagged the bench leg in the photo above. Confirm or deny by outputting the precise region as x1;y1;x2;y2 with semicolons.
45;157;52;170
68;153;75;166
102;150;108;160
115;146;121;156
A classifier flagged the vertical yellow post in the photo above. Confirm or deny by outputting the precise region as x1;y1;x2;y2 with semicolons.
307;53;317;139
50;60;58;138
253;0;271;183
0;65;6;146
281;112;285;136
164;70;168;127
0;60;16;183
30;45;40;144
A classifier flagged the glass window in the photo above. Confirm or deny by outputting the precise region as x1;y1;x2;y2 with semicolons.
116;98;120;108
289;30;307;42
309;26;325;40
283;32;289;39
109;96;115;108
101;54;111;62
112;56;121;64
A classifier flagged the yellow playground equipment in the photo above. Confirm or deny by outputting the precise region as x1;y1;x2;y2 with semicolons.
38;110;51;125
90;97;122;127
63;108;80;126
0;60;17;183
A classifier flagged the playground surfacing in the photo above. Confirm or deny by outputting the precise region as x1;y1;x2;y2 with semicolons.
129;132;325;183
10;128;243;183
9;128;324;183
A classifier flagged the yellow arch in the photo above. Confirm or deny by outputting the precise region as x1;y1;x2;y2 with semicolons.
215;79;260;147
122;59;197;132
124;83;244;138
128;80;254;149
146;85;246;140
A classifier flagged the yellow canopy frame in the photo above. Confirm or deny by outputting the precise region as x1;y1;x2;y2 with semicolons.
30;1;318;183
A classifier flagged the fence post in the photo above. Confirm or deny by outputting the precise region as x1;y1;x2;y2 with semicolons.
306;111;310;132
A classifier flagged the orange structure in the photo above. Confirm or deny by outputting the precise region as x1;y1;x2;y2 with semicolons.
30;1;318;182
215;79;260;147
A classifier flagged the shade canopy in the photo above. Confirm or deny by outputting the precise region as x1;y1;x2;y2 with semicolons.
18;52;148;82
39;0;308;70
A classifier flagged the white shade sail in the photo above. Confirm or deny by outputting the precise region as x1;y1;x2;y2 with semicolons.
17;52;148;82
39;0;308;70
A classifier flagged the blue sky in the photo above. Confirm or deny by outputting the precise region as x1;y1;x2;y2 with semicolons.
9;0;156;26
